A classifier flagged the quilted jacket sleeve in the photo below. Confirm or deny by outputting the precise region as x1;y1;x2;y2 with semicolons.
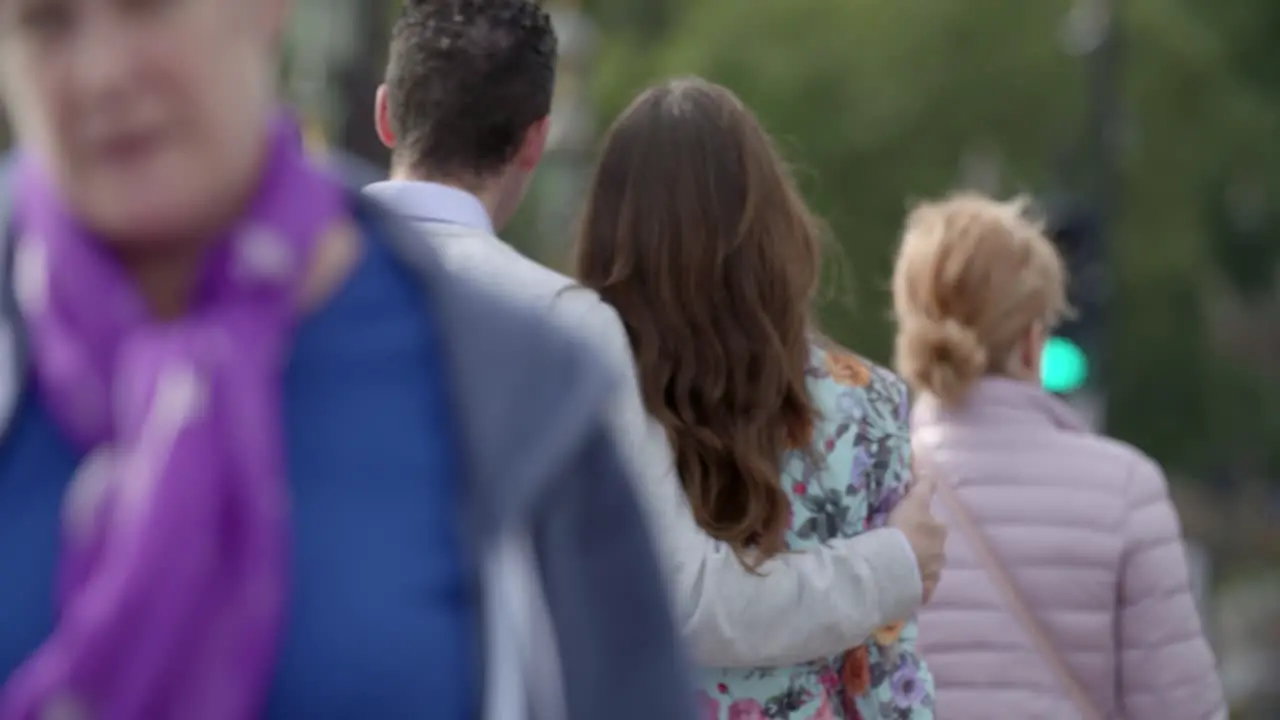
555;288;924;668
1116;455;1226;720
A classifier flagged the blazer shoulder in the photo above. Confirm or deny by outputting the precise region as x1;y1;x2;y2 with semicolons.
356;184;620;515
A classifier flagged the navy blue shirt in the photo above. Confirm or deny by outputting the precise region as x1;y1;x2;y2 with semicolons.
0;220;475;718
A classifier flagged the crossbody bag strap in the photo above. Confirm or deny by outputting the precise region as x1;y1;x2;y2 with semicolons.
913;433;1104;720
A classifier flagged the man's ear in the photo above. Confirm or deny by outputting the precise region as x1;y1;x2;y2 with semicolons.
374;84;396;150
514;116;551;172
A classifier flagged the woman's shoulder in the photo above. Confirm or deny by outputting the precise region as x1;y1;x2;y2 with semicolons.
806;342;909;428
1019;417;1167;500
786;344;912;528
1077;434;1172;509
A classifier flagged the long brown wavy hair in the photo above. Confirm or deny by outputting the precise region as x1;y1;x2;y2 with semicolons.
573;78;823;568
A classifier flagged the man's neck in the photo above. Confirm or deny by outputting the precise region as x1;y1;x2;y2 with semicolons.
388;168;504;230
115;241;210;319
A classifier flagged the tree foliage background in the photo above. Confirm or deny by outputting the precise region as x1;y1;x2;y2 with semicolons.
540;0;1280;480
4;0;1280;484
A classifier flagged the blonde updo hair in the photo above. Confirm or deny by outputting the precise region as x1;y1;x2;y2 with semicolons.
891;192;1070;405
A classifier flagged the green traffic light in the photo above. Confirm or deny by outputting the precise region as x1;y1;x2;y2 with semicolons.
1040;336;1088;393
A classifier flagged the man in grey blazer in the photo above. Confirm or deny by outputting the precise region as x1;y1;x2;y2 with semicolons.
367;0;947;674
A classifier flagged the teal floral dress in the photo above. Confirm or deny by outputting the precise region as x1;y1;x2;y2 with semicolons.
695;346;936;719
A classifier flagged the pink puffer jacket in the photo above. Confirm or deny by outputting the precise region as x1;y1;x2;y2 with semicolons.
913;378;1225;720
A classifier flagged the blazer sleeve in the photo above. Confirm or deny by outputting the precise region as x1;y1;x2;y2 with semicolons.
555;289;923;668
533;413;696;720
1116;454;1226;720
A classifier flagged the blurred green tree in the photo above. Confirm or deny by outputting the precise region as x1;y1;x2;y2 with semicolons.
1189;0;1280;99
584;0;1272;472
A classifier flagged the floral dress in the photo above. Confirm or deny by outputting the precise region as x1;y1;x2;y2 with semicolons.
695;346;936;719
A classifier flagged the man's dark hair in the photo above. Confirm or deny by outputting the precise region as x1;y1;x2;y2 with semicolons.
385;0;558;180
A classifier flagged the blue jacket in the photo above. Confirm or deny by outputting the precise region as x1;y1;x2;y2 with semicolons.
0;155;695;720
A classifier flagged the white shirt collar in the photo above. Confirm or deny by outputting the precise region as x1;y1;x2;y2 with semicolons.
362;180;495;235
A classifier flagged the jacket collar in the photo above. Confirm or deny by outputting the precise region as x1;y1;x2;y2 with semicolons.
362;180;495;235
912;376;1088;434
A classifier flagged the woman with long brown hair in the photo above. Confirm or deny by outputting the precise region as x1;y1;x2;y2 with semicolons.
574;76;935;719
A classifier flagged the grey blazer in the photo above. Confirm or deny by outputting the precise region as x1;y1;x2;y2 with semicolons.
0;156;695;720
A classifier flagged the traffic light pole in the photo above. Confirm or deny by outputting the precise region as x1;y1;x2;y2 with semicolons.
1064;0;1121;431
1087;0;1122;229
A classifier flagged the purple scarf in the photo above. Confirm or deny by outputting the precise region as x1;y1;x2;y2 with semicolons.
0;116;347;719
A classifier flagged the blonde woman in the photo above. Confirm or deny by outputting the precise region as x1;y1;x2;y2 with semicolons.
892;193;1225;719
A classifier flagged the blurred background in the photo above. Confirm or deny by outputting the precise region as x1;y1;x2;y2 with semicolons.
5;0;1278;714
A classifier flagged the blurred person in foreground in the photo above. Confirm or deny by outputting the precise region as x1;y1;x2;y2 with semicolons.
572;76;936;719
0;0;690;718
366;0;946;675
894;193;1226;719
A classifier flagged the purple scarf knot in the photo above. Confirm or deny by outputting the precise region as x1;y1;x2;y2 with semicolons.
0;117;347;720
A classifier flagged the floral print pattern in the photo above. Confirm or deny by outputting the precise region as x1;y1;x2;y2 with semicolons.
697;346;935;719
